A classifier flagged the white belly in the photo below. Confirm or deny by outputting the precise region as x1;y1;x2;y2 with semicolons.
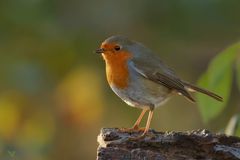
110;78;171;110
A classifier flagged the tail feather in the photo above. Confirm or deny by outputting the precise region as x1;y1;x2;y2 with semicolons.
183;82;223;102
178;89;196;103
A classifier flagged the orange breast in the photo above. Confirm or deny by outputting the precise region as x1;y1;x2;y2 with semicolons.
103;51;132;89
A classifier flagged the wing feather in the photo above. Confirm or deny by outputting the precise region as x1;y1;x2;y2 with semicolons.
129;59;195;102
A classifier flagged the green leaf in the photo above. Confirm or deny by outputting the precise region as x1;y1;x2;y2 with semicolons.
225;114;239;136
197;68;232;123
236;58;240;91
235;117;240;137
197;42;240;123
225;114;240;137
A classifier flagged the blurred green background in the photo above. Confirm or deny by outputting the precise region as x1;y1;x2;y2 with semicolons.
0;0;240;159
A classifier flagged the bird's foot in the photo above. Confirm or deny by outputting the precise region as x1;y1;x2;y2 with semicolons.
119;127;138;133
119;127;145;133
138;127;146;132
128;130;156;141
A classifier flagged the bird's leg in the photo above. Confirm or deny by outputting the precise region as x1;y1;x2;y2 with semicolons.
141;110;153;136
132;109;148;130
120;109;147;132
129;110;154;140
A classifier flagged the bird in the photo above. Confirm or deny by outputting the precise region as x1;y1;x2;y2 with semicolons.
96;35;223;138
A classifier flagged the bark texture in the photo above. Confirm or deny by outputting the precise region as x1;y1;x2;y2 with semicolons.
97;128;240;160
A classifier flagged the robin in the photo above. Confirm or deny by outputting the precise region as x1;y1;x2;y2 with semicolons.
96;35;222;138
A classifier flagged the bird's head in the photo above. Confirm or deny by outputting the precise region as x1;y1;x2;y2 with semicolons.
95;35;137;63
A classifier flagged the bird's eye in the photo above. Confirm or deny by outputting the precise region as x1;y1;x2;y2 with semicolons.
114;45;121;51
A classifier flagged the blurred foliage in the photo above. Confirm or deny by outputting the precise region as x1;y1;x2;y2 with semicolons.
0;0;240;159
237;58;240;91
55;68;103;127
225;114;240;137
197;42;240;123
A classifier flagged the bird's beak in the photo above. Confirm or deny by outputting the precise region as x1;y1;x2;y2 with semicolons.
95;48;105;54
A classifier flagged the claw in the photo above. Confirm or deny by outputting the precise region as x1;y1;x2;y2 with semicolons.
138;127;146;132
119;127;146;133
132;125;139;130
119;127;138;133
128;130;157;141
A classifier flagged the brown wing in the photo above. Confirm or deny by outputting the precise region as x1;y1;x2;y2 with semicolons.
130;59;195;102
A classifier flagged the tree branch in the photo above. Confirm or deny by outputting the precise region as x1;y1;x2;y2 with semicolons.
97;128;240;160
